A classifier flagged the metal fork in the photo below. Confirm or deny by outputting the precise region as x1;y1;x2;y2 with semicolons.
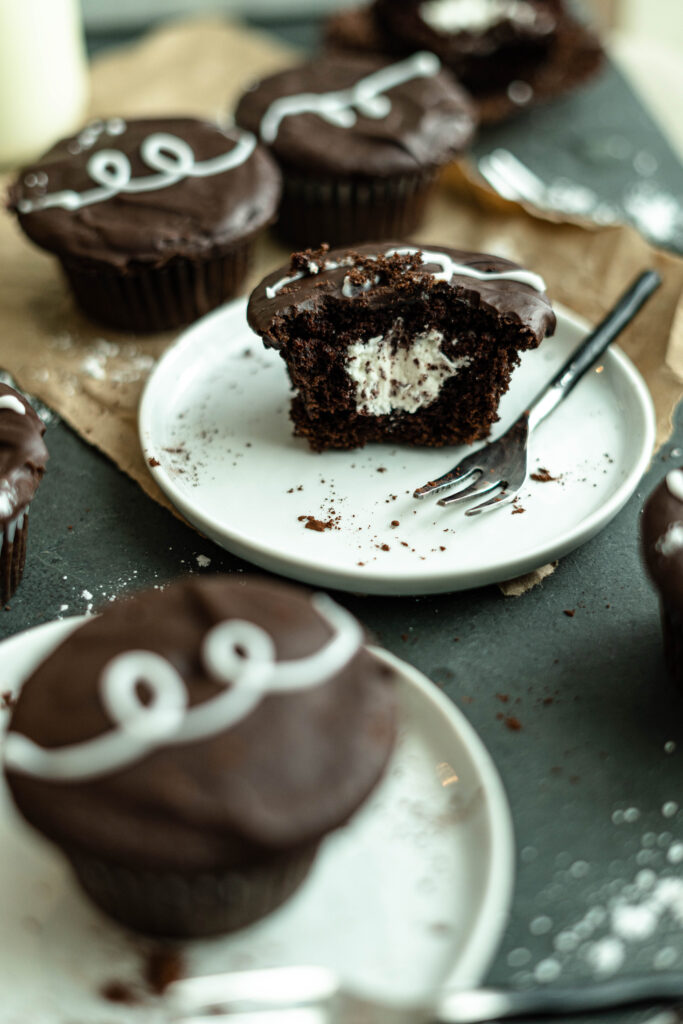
167;963;683;1023
413;269;661;514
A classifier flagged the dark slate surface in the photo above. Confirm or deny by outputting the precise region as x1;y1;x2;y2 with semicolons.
3;14;683;1022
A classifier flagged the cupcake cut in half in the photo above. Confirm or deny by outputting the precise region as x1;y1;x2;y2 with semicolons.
248;242;555;452
0;384;48;605
235;52;476;248
8;117;282;332
4;576;397;938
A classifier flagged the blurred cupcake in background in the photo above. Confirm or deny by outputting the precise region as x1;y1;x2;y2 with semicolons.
8;117;282;332
235;51;477;248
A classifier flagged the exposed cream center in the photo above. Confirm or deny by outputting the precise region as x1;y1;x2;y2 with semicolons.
345;323;470;416
420;0;536;34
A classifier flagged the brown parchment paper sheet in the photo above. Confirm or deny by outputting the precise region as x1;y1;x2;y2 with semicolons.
0;18;682;595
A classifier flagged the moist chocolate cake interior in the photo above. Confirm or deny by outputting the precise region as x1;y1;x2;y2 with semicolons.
265;251;542;451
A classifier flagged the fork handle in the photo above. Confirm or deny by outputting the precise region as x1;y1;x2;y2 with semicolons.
527;269;661;432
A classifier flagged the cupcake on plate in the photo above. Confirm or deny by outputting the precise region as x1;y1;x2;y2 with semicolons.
7;117;282;332
4;577;397;938
247;242;555;452
642;469;683;688
0;384;48;605
234;52;476;248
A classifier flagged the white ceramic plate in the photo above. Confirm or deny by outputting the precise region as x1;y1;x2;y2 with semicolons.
0;618;514;1021
139;299;655;595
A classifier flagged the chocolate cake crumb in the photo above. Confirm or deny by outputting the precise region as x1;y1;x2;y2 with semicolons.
512;505;525;514
1;691;15;710
298;514;335;532
564;609;576;617
380;543;390;551
148;457;160;468
505;715;522;731
391;520;400;527
496;693;509;703
100;981;140;1005
144;947;184;995
531;468;560;482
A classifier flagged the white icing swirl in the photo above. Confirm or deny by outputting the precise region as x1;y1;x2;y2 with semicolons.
667;470;683;503
4;594;363;782
656;522;683;558
17;128;258;214
260;51;441;144
265;246;546;301
0;396;25;415
420;0;536;34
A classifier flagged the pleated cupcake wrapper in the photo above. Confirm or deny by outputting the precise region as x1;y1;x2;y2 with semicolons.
66;843;318;939
60;242;253;333
277;169;439;248
0;510;29;606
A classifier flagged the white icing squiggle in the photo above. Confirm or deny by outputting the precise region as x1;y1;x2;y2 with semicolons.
260;51;441;144
667;470;683;504
265;246;546;301
0;510;26;548
17;129;257;214
0;396;25;415
4;594;363;782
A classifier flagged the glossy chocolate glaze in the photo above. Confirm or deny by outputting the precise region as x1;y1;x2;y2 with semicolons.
235;53;476;178
642;471;683;610
247;242;556;344
8;118;282;268
0;384;48;528
6;577;397;871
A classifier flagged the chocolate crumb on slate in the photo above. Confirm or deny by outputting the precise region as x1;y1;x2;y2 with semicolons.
144;947;185;995
564;609;576;617
505;715;522;731
100;981;140;1005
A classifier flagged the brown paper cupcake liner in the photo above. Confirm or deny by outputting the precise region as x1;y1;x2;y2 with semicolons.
66;843;319;938
0;510;29;606
60;241;253;333
276;169;439;248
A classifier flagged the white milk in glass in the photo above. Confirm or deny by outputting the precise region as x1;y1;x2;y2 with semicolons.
0;0;88;168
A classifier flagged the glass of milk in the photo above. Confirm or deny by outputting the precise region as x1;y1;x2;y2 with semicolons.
0;0;88;168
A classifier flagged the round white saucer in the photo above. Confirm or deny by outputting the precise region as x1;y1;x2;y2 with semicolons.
139;299;655;595
0;618;514;1020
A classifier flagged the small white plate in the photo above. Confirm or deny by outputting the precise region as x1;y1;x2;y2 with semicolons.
139;299;655;595
0;618;513;1020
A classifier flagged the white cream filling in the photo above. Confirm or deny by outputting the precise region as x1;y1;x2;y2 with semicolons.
345;323;470;417
420;0;536;34
656;522;683;558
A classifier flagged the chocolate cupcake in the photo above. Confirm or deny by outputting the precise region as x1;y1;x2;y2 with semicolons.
8;117;282;332
642;470;683;688
325;1;603;124
0;384;48;605
4;577;397;938
247;242;555;452
235;52;476;248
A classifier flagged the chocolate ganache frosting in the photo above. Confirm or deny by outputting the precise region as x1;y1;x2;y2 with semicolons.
234;52;477;178
248;242;556;343
5;577;397;872
8;117;282;268
0;384;48;527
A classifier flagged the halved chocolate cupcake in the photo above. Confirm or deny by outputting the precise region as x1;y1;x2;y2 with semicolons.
0;384;48;604
8;117;282;332
235;52;476;247
4;577;397;937
247;242;555;452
